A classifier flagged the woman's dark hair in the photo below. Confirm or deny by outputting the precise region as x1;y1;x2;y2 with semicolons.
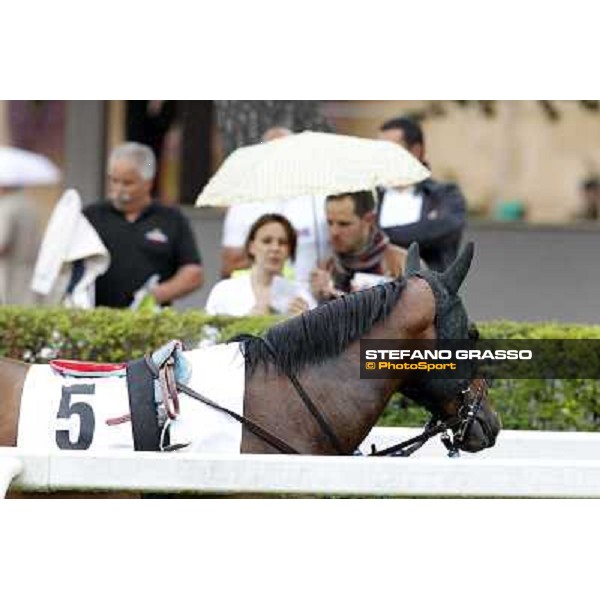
244;213;297;262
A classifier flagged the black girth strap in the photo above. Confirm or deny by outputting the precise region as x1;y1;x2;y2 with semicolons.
126;358;164;451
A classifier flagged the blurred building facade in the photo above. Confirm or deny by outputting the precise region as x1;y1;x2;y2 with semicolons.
323;100;600;223
1;100;600;222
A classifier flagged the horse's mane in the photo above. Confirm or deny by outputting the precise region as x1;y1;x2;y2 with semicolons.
234;278;407;375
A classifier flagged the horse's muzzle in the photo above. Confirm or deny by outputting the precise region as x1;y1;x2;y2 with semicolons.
458;410;501;453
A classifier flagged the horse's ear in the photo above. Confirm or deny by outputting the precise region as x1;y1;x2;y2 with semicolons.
404;242;421;277
440;242;474;294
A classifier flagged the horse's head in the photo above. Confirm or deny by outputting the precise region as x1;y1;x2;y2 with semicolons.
399;242;501;453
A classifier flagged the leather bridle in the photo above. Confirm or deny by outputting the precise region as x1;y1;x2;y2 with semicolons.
369;378;489;457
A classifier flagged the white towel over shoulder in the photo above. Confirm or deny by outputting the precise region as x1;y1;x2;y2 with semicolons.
31;189;110;308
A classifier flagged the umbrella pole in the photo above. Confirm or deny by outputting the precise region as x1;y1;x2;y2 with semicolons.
312;195;322;265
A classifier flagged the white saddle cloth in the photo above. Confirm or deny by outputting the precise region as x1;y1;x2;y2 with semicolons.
16;343;246;454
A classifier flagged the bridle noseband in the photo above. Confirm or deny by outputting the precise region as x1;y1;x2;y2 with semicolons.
370;378;489;458
440;378;489;456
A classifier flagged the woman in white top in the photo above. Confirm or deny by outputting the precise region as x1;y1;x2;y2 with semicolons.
205;214;316;317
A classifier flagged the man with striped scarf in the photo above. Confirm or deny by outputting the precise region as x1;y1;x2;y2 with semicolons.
309;190;412;304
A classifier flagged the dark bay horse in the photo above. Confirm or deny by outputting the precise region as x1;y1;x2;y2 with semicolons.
0;243;500;463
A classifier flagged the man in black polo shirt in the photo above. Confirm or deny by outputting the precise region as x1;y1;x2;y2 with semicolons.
84;142;203;308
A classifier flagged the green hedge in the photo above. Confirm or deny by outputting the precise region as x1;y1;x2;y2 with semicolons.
1;307;599;432
0;306;277;363
479;321;600;432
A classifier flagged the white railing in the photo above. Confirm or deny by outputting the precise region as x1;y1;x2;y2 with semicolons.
3;427;600;497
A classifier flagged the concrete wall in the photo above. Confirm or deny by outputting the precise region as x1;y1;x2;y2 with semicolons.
461;221;600;324
177;208;600;325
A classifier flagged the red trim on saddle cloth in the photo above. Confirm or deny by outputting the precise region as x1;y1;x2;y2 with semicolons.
50;359;127;378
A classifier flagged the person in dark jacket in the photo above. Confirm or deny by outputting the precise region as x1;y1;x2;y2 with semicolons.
377;117;466;271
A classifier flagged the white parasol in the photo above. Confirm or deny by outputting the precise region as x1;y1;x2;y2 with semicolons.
195;130;430;207
0;146;61;187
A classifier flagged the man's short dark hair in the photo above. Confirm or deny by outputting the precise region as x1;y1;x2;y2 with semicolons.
380;116;424;148
326;190;375;217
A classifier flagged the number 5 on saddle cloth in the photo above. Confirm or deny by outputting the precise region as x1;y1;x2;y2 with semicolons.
50;340;193;451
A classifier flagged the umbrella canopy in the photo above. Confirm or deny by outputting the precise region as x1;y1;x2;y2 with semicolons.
0;146;61;187
196;131;430;206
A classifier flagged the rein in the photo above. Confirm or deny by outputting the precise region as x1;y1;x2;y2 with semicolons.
141;338;487;458
369;379;488;457
143;355;302;455
140;334;347;455
255;336;347;455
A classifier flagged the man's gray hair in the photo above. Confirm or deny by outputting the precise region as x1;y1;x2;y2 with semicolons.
109;142;156;180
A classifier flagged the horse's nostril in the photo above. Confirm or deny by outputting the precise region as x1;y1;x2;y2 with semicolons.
458;419;493;452
478;415;499;448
